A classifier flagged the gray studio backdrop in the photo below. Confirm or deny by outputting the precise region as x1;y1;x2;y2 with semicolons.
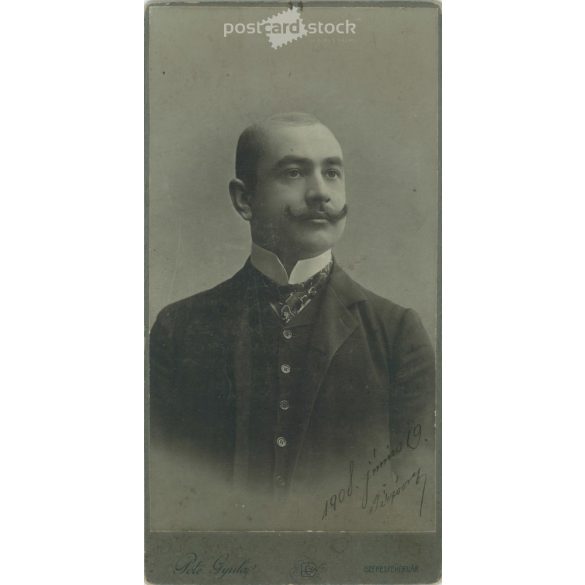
147;4;439;343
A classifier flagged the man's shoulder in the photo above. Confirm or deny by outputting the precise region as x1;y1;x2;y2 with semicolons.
335;267;432;352
357;281;406;314
153;265;247;327
332;264;409;320
332;264;433;347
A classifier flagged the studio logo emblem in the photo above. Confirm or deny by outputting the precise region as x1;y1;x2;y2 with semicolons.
300;561;319;577
291;558;326;579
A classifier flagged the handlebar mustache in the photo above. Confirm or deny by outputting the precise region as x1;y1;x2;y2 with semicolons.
285;204;349;223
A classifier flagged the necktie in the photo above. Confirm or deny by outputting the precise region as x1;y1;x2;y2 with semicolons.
271;261;333;324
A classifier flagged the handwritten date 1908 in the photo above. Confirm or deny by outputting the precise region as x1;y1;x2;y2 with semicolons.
321;461;354;520
321;421;425;520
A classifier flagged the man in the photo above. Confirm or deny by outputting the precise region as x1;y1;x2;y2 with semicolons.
149;113;435;513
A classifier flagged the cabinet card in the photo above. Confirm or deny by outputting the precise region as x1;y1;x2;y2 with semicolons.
146;1;441;582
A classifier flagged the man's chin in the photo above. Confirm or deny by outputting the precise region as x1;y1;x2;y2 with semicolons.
287;238;338;260
273;224;344;260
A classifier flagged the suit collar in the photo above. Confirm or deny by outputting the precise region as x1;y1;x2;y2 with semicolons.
250;244;333;286
224;258;367;322
326;260;368;308
308;261;364;356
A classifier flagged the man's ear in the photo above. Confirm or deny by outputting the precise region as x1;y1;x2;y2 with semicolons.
229;178;253;221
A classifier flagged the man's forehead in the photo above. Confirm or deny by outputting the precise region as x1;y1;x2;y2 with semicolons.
258;123;343;162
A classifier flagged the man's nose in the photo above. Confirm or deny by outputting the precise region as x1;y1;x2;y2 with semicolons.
305;173;331;205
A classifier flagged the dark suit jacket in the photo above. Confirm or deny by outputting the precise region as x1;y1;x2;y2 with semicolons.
149;260;435;495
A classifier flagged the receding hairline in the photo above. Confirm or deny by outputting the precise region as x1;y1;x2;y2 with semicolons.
241;114;338;153
254;111;325;130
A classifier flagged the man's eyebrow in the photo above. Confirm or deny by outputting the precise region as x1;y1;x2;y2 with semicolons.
273;155;312;169
324;156;344;167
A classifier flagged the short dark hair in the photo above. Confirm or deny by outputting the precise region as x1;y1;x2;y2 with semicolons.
235;112;322;190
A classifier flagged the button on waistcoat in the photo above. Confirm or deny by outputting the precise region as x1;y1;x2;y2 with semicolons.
245;265;330;497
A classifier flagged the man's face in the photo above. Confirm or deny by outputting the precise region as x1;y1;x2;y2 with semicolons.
248;123;347;261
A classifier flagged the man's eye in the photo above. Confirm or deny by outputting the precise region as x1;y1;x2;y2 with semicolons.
325;169;342;179
285;169;302;178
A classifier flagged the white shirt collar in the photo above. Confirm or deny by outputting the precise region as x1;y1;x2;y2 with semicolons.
250;244;332;286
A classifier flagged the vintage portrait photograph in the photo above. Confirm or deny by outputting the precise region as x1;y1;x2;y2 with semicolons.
146;1;440;582
6;1;585;584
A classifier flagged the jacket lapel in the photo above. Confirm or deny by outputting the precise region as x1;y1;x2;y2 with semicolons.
291;263;367;477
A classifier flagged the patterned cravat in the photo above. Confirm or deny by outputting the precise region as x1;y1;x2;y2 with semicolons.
270;261;333;324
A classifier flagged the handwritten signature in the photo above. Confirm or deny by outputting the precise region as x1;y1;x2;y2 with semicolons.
321;421;428;519
174;553;257;577
366;466;427;516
